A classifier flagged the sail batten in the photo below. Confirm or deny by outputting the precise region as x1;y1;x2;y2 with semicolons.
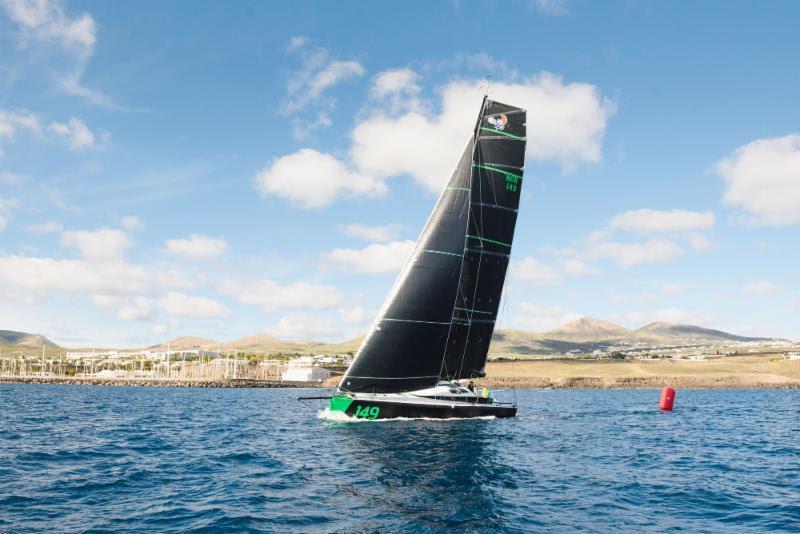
340;97;525;392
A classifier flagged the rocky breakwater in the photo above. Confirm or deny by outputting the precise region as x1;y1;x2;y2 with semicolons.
0;376;297;388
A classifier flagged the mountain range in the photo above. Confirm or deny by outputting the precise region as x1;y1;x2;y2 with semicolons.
0;318;780;355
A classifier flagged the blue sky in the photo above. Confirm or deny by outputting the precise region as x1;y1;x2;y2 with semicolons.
0;0;798;347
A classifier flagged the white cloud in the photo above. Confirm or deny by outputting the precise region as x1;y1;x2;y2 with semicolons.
0;196;19;230
341;222;402;242
254;148;386;209
561;258;600;276
265;312;341;340
660;283;687;295
165;234;228;260
609;209;714;234
292;111;332;140
2;0;95;47
120;215;143;231
92;294;154;321
583;238;684;268
25;220;62;234
258;70;612;208
159;291;230;318
370;68;424;113
1;0;108;105
515;302;582;332
686;233;712;251
533;0;570;16
47;117;97;150
0;109;41;138
42;184;75;211
371;68;420;99
338;306;373;325
309;61;364;99
513;256;562;286
0;171;26;185
61;228;130;261
151;323;167;335
0;255;191;298
716;133;800;225
284;39;364;112
352;73;614;192
743;281;780;295
218;278;342;312
322;240;415;274
553;207;712;271
1;110;103;152
286;35;309;51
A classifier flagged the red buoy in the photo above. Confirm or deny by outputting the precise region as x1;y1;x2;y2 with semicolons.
659;386;675;411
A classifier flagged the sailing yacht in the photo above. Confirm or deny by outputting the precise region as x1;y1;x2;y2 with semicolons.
330;97;526;419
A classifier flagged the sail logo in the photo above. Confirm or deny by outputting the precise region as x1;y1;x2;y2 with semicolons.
486;114;508;131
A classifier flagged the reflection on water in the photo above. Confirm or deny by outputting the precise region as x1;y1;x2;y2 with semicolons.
329;419;507;531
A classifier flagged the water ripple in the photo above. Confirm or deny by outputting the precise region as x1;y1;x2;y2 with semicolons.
1;385;799;532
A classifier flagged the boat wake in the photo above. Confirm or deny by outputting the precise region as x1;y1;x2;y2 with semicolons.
317;408;496;422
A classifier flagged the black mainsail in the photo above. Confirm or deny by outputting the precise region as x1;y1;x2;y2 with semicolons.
340;98;527;393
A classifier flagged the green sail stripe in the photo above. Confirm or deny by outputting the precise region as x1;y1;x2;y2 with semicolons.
472;164;523;180
467;234;512;248
479;126;527;141
446;186;470;192
417;248;463;257
454;306;493;315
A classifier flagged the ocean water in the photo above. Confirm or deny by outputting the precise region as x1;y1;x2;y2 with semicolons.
0;385;798;533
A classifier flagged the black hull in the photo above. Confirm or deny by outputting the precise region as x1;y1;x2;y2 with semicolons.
345;398;517;419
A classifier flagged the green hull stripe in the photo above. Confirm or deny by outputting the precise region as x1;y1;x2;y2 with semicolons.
329;395;353;413
417;248;463;257
479;126;527;141
472;164;523;180
454;306;493;315
467;234;512;248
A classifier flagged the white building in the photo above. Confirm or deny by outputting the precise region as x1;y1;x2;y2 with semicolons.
282;356;332;383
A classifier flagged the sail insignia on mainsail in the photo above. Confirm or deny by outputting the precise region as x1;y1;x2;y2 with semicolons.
327;96;526;419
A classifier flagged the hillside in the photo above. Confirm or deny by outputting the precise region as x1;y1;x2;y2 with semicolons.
0;318;781;356
223;333;283;351
545;318;632;342
149;336;221;351
0;330;60;349
634;322;767;343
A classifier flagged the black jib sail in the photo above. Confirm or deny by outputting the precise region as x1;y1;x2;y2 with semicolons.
340;98;526;393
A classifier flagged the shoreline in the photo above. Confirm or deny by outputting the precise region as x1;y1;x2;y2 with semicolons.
0;376;296;388
2;375;798;390
472;376;800;390
3;355;798;390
